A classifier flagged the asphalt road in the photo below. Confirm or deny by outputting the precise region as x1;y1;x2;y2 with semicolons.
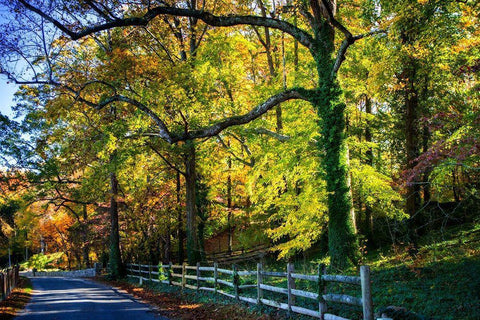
15;277;169;320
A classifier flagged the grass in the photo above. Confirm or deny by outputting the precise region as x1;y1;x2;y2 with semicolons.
116;221;480;320
366;222;480;320
0;277;32;320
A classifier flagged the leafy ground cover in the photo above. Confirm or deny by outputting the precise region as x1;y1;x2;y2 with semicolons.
0;277;32;320
98;277;290;320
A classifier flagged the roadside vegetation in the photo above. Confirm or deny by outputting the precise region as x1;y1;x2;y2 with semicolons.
110;220;480;320
0;277;32;320
0;1;478;319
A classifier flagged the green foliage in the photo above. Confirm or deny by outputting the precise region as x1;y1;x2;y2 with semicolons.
350;159;406;220
21;252;65;270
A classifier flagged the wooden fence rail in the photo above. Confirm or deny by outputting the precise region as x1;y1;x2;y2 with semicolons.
126;262;374;320
0;265;20;302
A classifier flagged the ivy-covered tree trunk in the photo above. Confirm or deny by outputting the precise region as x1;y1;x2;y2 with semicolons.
315;85;357;270
312;23;357;270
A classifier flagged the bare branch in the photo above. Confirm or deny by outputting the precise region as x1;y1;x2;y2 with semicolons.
175;89;307;142
332;29;386;76
16;0;78;39
16;1;314;49
320;0;353;40
146;142;186;176
217;135;255;167
250;128;290;141
85;0;114;21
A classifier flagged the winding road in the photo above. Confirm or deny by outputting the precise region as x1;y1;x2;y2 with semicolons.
15;277;169;320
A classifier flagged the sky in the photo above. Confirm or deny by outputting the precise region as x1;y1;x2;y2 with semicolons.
0;6;19;120
0;78;18;119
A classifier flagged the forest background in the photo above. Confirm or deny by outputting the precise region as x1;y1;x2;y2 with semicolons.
0;0;478;305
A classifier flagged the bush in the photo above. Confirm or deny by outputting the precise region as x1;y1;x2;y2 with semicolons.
20;252;65;270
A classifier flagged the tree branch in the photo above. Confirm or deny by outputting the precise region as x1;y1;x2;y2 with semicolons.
331;29;386;76
16;1;314;49
217;135;255;167
146;142;186;176
89;89;306;143
173;89;307;142
250;128;290;141
320;0;353;39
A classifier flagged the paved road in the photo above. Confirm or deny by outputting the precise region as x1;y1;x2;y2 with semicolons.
15;277;168;320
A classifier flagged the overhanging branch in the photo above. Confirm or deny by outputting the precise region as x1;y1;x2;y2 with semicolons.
175;89;307;142
16;1;314;49
332;29;386;77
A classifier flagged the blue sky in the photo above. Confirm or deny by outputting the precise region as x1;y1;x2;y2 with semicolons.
0;6;19;119
0;78;18;119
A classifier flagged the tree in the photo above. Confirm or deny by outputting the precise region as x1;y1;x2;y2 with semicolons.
0;0;388;269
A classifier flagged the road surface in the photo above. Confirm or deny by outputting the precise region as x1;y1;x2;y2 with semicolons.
15;277;169;320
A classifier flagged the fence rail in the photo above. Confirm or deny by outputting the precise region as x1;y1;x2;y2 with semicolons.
126;262;373;320
0;266;20;302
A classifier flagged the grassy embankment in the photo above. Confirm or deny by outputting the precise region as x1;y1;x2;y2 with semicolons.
106;221;480;320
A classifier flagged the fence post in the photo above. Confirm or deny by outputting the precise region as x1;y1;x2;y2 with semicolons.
214;262;218;295
3;272;6;300
233;264;239;300
257;263;263;305
10;269;13;294
138;264;143;285
318;264;327;317
181;262;186;290
287;262;295;314
196;262;201;291
0;274;4;301
168;262;172;285
7;269;11;296
149;264;152;281
16;265;19;287
361;265;374;320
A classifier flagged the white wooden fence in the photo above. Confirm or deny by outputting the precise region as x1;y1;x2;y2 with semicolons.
126;262;373;320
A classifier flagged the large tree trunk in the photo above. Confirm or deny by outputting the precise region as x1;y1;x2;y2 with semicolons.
184;140;200;264
318;90;357;270
82;204;90;268
164;221;171;264
109;170;124;278
364;96;375;246
176;171;185;263
422;124;432;203
313;20;357;270
196;176;209;262
404;61;421;240
227;155;233;253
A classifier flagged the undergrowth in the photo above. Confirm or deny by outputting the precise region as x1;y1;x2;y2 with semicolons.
125;222;479;319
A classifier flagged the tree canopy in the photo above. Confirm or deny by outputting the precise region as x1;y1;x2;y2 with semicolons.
0;0;478;272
